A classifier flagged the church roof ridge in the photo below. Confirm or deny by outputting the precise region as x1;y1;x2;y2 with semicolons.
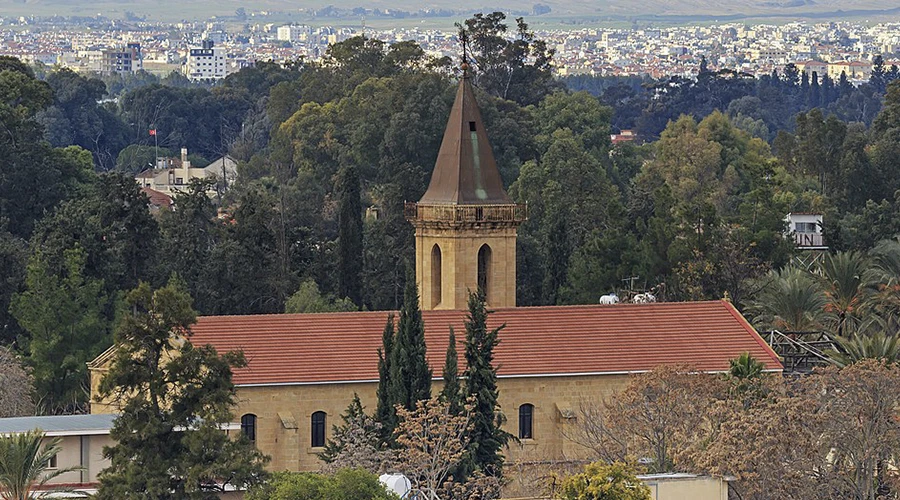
177;301;782;386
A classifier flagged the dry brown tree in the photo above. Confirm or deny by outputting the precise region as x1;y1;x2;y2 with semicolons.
566;359;900;500
394;397;474;499
806;359;900;500
567;364;725;473
0;346;34;417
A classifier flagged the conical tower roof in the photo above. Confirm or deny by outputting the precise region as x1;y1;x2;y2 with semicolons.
418;75;512;205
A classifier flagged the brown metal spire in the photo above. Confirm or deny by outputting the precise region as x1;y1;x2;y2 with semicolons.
418;75;512;205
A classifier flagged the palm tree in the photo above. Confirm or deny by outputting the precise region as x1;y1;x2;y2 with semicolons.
728;352;765;379
0;429;80;500
819;250;873;337
826;318;900;368
747;266;827;332
727;353;767;403
869;239;900;317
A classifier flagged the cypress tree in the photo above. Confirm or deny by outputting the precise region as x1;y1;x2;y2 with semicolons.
375;314;396;439
388;275;431;413
337;164;363;306
440;327;462;415
809;71;821;109
462;290;509;478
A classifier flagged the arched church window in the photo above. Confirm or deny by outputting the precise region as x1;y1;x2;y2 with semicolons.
477;244;492;302
311;411;326;447
519;404;534;439
432;244;442;308
241;414;257;442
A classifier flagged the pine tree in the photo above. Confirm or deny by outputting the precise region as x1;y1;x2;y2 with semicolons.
462;291;509;478
440;327;462;415
11;246;111;414
95;279;268;499
375;314;396;439
337;164;363;306
388;276;432;414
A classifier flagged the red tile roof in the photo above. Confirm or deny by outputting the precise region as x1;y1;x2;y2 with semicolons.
141;187;173;209
187;301;781;386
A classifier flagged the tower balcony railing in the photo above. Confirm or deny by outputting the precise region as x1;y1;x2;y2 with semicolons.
405;202;527;224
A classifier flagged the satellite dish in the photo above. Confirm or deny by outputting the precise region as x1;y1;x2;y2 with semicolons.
379;473;411;498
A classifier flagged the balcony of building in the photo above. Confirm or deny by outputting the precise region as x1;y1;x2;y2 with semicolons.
405;202;527;225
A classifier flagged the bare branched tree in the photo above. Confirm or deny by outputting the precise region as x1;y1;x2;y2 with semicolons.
394;397;474;498
0;346;34;417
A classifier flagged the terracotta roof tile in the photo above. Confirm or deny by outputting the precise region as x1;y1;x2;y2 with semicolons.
141;187;173;208
188;301;781;386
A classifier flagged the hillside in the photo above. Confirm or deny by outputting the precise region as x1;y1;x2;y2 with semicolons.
2;0;900;23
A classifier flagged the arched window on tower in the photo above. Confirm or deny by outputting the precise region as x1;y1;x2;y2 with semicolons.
477;244;492;303
240;414;257;443
431;244;442;308
519;404;534;439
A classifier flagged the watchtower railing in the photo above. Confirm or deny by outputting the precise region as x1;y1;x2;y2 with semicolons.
405;202;527;224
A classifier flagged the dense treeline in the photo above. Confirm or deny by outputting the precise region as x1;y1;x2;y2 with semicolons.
565;55;900;140
5;13;900;413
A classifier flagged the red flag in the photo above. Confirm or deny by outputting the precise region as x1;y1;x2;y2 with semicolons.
149;129;157;136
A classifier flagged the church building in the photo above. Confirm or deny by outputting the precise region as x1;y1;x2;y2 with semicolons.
89;71;782;495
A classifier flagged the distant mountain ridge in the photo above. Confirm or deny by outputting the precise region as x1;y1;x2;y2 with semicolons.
2;0;900;21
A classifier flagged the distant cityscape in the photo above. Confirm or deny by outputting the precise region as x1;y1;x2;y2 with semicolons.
2;16;900;83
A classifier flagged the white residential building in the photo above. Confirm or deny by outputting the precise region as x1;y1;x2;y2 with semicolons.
135;148;238;199
185;40;226;83
276;25;308;42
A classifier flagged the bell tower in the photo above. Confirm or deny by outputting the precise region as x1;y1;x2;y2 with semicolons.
405;69;526;310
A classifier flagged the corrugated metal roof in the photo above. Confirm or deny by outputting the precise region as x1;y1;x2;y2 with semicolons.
0;414;117;436
186;301;782;386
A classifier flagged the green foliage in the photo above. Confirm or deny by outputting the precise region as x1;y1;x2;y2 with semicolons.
117;144;174;174
206;188;290;315
285;280;357;314
95;280;268;499
375;314;396;440
510;125;627;304
0;430;81;500
440;327;463;415
556;462;651;500
461;291;508;479
118;83;252;160
38;68;127;169
30;172;159;297
729;352;765;380
0;61;96;239
155;179;218;313
727;353;767;401
388;276;432;412
458;12;559;105
828;330;900;368
11;246;110;414
246;469;397;500
0;228;27;344
747;266;828;332
337;164;363;306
